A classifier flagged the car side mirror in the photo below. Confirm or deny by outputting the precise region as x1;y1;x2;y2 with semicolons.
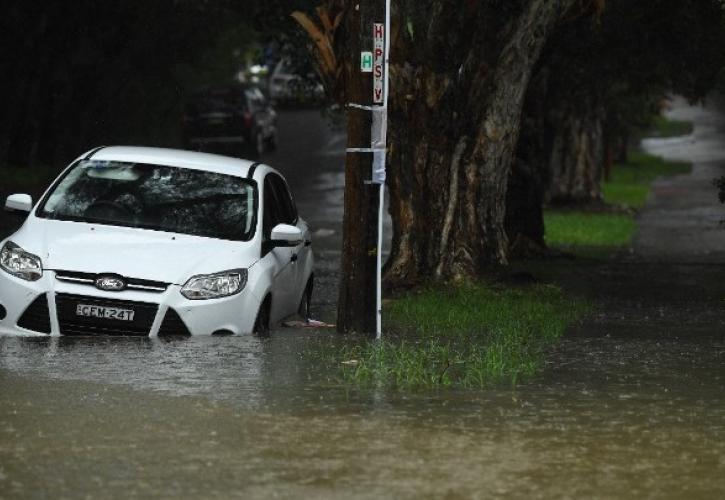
5;194;33;214
270;223;302;247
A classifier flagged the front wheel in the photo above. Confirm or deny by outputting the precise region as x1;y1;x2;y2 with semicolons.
298;276;313;322
253;298;270;336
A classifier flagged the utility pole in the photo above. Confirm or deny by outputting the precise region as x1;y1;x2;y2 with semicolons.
337;0;386;335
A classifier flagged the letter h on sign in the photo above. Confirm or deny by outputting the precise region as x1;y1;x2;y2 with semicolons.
361;52;373;73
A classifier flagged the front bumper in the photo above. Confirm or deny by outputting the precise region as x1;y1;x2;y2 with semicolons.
0;270;259;337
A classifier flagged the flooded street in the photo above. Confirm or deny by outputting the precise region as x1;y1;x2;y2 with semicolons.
3;101;725;499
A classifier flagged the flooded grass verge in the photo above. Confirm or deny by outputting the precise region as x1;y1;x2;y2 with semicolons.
312;284;589;389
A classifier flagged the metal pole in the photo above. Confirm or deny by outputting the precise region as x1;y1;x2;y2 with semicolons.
375;0;391;340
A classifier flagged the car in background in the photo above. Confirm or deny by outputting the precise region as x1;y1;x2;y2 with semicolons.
269;59;325;105
181;85;277;157
0;146;314;337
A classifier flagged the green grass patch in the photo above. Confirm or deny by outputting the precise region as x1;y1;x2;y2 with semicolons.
544;212;636;247
602;151;691;208
326;284;589;389
647;115;693;138
545;152;691;250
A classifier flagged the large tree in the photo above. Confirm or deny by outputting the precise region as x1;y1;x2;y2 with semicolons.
295;0;598;332
383;0;594;285
506;0;725;252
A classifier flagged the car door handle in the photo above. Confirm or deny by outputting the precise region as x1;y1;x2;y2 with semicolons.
291;254;298;263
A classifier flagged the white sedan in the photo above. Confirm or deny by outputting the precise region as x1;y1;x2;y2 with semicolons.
0;146;314;336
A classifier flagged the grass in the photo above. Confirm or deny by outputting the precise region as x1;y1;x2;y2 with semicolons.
545;150;692;250
544;212;636;247
602;151;691;208
325;283;589;389
646;115;694;138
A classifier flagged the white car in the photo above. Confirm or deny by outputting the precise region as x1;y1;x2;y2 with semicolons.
269;59;325;104
0;146;314;337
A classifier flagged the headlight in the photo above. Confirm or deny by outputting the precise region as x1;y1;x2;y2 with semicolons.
180;269;247;300
0;241;43;281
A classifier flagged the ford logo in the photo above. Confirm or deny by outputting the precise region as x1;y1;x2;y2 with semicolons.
95;275;126;291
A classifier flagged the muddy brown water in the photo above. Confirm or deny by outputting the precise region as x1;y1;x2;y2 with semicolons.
3;102;725;499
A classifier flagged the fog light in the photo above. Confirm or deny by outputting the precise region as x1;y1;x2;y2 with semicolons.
0;304;6;321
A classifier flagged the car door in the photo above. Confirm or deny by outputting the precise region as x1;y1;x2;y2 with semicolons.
269;174;309;303
262;174;297;322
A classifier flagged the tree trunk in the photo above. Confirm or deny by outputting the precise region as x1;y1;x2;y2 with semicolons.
506;66;552;257
547;104;606;205
616;131;629;164
336;0;382;334
385;0;578;286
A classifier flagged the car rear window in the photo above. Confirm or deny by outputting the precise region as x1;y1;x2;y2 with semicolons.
186;86;257;114
38;160;257;241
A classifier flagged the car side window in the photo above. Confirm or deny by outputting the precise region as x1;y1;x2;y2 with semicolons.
263;177;281;239
268;174;298;225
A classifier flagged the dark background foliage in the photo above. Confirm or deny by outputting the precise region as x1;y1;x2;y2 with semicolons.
0;1;266;167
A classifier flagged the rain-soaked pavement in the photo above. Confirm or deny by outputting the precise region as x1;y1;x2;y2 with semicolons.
2;100;725;499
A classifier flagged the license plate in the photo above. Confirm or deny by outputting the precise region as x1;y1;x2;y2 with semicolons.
75;304;135;322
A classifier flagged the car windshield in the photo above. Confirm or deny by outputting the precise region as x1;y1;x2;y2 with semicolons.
38;160;256;241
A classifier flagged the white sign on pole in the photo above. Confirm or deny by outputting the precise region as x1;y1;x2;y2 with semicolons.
373;23;385;104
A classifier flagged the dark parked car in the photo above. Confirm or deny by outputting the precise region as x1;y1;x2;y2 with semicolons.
181;85;277;157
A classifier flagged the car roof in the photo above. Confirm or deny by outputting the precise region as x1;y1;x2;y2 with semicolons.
199;82;259;92
190;84;263;99
85;146;272;180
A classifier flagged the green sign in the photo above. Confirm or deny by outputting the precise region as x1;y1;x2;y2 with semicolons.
361;52;373;73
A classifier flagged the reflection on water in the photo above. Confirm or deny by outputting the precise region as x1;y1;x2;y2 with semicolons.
0;332;337;410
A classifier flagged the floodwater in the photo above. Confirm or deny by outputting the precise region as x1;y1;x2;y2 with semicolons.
2;322;725;499
3;101;725;499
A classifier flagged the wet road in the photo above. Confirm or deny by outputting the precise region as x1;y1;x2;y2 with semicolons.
3;103;725;499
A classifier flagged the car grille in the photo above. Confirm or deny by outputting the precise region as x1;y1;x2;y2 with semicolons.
55;293;158;336
55;271;169;293
157;308;192;336
17;294;51;334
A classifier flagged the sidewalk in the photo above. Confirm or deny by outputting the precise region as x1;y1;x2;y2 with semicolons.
635;96;725;262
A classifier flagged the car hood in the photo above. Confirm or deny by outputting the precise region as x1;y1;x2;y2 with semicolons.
11;219;259;284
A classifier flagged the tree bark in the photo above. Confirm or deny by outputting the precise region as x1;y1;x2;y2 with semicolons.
385;0;578;286
547;104;606;205
506;65;551;257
